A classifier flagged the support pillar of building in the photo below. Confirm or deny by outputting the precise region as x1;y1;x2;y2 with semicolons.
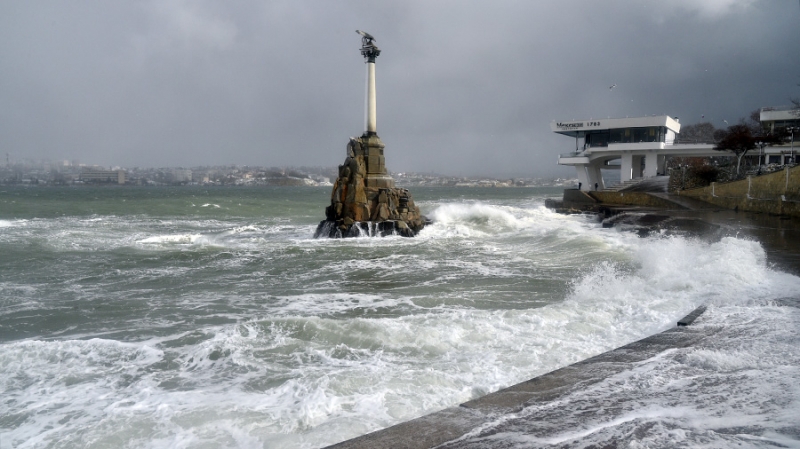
621;153;634;183
632;155;645;179
589;165;604;190
575;166;591;191
315;31;427;238
657;155;667;176
644;153;659;178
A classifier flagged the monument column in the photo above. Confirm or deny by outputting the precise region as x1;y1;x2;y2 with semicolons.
314;30;427;238
356;30;393;188
364;45;378;134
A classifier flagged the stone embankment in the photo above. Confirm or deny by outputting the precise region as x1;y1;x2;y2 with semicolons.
548;166;800;219
678;165;800;217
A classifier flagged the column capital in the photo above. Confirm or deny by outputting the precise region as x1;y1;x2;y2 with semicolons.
360;43;380;63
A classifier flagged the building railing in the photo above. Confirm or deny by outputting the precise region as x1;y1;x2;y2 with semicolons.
672;139;717;145
761;105;799;113
559;152;586;158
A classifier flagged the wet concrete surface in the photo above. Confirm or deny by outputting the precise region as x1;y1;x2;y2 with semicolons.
325;310;715;449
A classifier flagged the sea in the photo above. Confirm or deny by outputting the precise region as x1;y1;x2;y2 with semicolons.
1;185;798;449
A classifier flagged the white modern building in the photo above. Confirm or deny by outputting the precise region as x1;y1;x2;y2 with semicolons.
760;105;800;165
760;105;800;132
552;115;716;191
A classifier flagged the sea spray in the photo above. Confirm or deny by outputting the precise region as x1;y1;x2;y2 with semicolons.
2;186;798;448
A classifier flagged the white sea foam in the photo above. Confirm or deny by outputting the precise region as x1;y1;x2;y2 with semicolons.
422;202;587;239
462;302;800;448
436;236;800;449
137;233;206;245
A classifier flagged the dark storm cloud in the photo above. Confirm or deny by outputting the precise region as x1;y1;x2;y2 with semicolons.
1;0;798;177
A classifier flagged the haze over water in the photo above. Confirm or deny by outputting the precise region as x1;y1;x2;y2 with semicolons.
1;186;799;448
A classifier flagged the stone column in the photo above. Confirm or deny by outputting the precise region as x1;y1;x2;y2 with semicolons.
359;33;380;136
357;31;393;188
366;61;377;134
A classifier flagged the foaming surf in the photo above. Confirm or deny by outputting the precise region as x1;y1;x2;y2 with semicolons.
420;201;601;243
3;187;799;448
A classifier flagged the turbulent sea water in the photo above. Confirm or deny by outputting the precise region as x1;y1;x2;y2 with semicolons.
1;186;798;448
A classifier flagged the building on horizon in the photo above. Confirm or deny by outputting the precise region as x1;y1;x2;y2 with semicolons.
170;169;192;184
79;169;126;184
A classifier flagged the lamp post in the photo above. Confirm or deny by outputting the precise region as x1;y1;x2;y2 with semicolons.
787;126;798;165
756;140;765;175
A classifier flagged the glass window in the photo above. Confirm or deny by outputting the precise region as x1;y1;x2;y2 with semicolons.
607;127;667;143
587;131;609;147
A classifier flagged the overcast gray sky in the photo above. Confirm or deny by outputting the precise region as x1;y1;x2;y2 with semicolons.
2;0;799;177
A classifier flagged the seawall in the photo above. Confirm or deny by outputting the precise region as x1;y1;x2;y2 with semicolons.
555;188;688;212
678;165;800;217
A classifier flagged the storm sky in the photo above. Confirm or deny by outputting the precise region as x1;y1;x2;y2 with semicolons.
2;0;799;177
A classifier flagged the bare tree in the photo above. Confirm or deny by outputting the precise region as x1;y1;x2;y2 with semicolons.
714;124;755;176
678;122;718;143
714;120;782;177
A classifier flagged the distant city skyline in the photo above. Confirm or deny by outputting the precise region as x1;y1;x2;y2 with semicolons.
0;158;575;188
2;1;799;177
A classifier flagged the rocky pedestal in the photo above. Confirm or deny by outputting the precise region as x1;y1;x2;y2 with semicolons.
314;135;427;238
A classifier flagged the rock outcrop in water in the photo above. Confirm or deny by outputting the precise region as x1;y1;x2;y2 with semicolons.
314;136;427;238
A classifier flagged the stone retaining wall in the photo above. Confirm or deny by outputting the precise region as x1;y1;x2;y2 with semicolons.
679;165;800;217
587;191;684;209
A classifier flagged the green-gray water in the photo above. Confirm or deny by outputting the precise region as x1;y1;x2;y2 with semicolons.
2;186;799;448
